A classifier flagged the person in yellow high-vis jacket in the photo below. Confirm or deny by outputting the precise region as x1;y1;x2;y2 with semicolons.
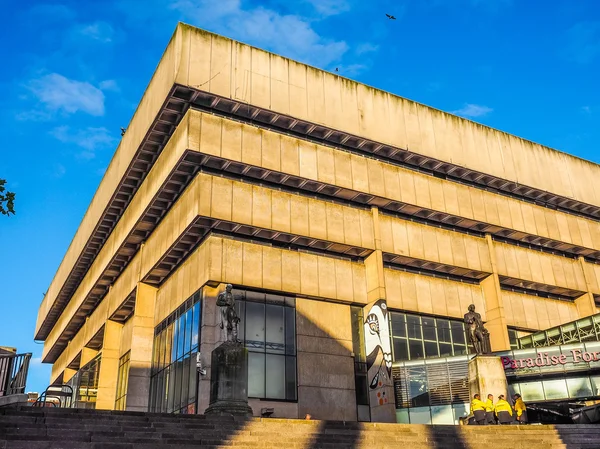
470;393;487;425
513;394;528;424
485;394;496;424
494;394;513;425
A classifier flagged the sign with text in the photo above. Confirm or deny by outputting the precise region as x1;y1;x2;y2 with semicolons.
502;349;600;370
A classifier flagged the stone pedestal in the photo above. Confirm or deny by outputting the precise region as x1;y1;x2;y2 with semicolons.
204;341;253;416
468;355;508;400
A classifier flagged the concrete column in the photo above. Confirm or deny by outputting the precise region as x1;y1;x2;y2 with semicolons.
481;235;510;351
125;282;158;412
96;320;123;409
361;207;395;423
575;257;597;318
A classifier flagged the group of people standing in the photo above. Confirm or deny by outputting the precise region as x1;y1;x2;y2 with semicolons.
470;393;528;425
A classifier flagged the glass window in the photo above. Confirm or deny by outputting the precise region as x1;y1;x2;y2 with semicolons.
407;315;422;339
422;317;436;341
437;320;451;343
390;311;470;361
69;356;101;409
518;381;545;401
236;289;297;401
248;352;265;398
114;352;130;411
266;354;285;399
393;338;409;361
508;328;520;350
590;376;600;396
149;289;202;414
391;313;406;338
451;322;466;345
567;377;593;398
542;379;568;400
409;339;424;360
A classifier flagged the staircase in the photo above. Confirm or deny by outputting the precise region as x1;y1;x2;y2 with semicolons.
1;407;599;449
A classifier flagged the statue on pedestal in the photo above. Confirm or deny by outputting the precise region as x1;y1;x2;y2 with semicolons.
217;284;240;343
464;304;491;354
205;283;252;416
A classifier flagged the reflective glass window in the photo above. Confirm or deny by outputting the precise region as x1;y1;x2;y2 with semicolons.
567;377;593;398
518;381;545;401
235;289;297;401
149;289;202;414
542;379;568;400
390;311;470;361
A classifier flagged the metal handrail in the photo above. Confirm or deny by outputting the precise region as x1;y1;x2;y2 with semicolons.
0;352;32;397
32;384;74;408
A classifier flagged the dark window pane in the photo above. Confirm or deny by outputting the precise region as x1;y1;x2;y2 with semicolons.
248;352;265;398
166;366;175;413
407;315;422;339
286;356;297;401
266;304;285;353
354;369;368;405
266;354;285;399
424;341;439;358
393;337;409;361
285;307;296;355
422;317;436;341
174;360;183;410
453;344;467;356
181;357;190;409
391;313;406;338
451;322;466;345
189;355;197;404
409;339;424;360
439;343;453;357
246;302;265;350
437;320;452;343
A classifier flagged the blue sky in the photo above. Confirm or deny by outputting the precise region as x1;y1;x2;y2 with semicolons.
1;0;599;394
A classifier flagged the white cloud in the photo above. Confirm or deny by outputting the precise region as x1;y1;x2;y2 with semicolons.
25;73;105;117
355;43;379;55
564;22;600;64
304;0;351;17
99;79;120;92
77;21;115;43
50;126;116;159
170;0;348;67
451;103;493;118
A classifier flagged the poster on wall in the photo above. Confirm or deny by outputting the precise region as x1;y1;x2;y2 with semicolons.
364;299;393;406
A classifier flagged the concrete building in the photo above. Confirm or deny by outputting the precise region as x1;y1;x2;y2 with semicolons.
35;23;600;423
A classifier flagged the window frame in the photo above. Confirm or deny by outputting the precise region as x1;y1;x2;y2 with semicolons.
234;288;298;402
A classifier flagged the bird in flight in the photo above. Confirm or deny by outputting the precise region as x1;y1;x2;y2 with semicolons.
386;13;396;20
120;127;126;136
335;68;339;72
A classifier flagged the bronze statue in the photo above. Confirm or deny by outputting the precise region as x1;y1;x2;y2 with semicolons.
464;304;490;354
217;284;240;343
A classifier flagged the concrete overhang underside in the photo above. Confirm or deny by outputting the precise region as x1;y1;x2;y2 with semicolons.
38;88;600;358
43;166;592;365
